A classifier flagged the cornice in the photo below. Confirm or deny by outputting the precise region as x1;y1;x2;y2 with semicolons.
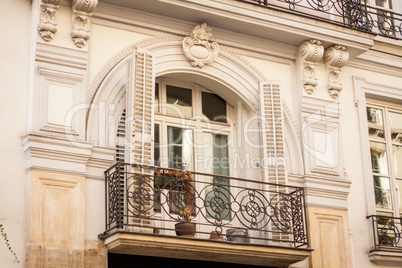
22;133;115;178
96;0;374;58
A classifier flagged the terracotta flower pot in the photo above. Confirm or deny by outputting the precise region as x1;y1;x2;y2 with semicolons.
175;222;196;237
209;231;224;240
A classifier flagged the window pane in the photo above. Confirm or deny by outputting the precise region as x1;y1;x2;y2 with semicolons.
393;145;402;177
168;126;193;170
155;83;159;113
374;176;392;210
367;107;385;140
166;85;192;117
389;111;402;144
202;92;227;123
370;141;389;174
397;179;402;213
154;124;160;166
203;133;231;220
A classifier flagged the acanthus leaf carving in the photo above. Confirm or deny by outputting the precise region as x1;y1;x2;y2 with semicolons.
38;1;62;42
38;7;58;42
72;15;91;48
299;40;324;94
182;23;219;68
325;45;349;99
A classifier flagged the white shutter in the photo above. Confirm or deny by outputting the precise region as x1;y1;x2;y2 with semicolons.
125;48;155;232
260;81;288;245
260;81;286;185
126;48;155;167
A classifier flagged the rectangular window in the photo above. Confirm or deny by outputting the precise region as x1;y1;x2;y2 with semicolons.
367;105;402;216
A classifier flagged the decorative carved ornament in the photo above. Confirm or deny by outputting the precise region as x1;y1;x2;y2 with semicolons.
72;15;91;48
72;0;98;13
299;40;324;94
324;45;349;99
38;0;62;42
182;23;219;68
72;0;98;48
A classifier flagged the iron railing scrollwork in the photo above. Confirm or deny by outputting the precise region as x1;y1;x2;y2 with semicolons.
368;215;402;251
101;163;309;248
238;0;402;39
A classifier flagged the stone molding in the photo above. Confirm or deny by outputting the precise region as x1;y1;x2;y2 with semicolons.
299;39;324;94
182;23;219;68
325;45;349;99
71;0;98;48
38;0;62;42
22;133;115;178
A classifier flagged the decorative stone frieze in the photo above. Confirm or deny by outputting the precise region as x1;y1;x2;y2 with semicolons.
38;0;62;42
324;45;349;99
71;0;98;48
299;40;324;94
182;23;219;68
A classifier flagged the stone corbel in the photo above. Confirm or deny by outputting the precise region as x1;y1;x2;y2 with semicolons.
71;0;98;48
299;40;324;94
182;23;219;68
38;0;62;42
324;45;349;99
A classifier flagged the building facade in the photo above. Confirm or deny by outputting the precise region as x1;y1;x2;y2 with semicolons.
1;0;402;267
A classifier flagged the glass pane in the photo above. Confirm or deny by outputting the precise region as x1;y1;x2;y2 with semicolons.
203;133;231;220
397;179;402;212
374;176;392;209
202;92;227;123
367;107;385;140
389;111;402;144
154;124;160;166
393;145;402;177
155;83;159;113
166;85;192;117
370;141;389;175
168;126;193;170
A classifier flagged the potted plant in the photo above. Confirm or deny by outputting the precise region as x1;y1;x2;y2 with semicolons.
161;169;196;237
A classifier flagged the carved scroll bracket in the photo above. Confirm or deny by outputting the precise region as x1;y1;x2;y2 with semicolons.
182;23;219;68
38;0;62;42
71;0;98;48
324;45;349;99
299;40;324;94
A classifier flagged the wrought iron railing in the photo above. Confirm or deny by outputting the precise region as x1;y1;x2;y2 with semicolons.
237;0;402;40
99;163;309;248
368;215;402;251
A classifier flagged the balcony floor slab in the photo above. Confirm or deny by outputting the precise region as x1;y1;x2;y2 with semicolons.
103;231;312;267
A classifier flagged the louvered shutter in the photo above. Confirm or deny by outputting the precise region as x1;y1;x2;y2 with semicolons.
125;48;155;232
127;48;155;167
259;81;288;244
260;81;286;185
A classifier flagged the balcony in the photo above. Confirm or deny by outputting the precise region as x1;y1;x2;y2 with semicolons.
238;0;402;40
368;215;402;251
99;163;311;266
367;215;402;265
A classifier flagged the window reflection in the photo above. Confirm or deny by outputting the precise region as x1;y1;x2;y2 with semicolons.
393;145;402;178
389;112;402;143
367;107;385;140
374;176;392;209
168;126;193;170
370;141;389;175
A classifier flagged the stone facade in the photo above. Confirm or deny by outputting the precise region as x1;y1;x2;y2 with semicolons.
1;0;402;267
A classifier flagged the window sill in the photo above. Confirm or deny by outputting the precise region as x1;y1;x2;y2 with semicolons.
369;251;402;266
